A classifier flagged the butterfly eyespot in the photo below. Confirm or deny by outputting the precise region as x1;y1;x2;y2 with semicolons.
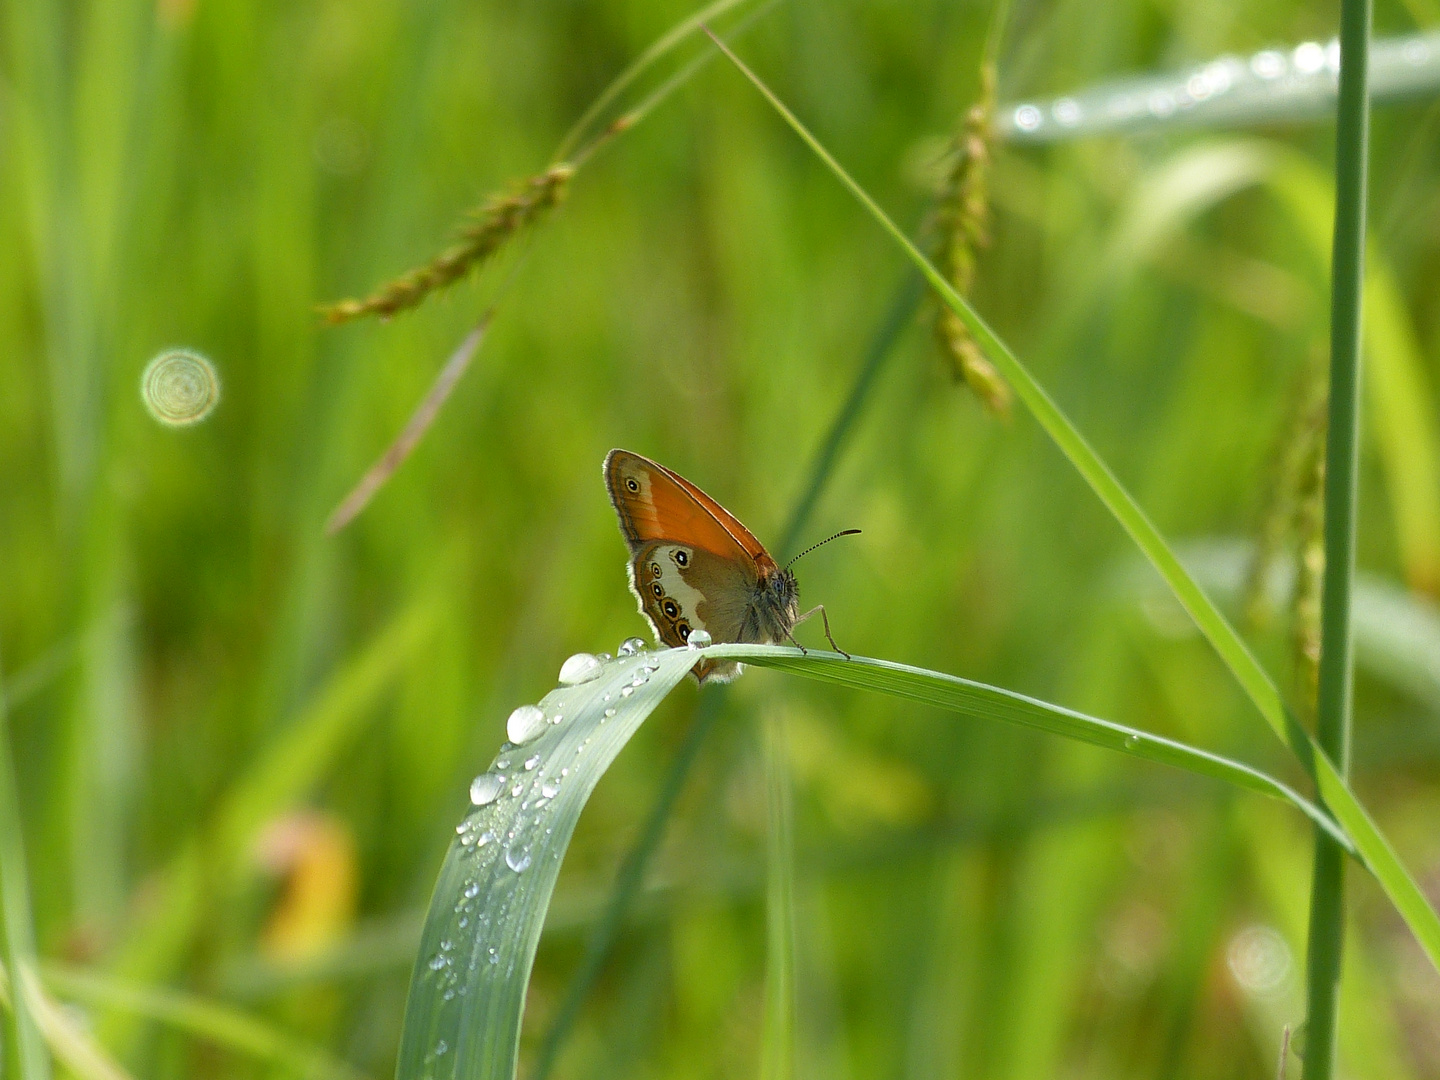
650;563;662;578
625;477;640;493
677;623;691;640
662;599;679;618
673;549;689;567
651;582;663;597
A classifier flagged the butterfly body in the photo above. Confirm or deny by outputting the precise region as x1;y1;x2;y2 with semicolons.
605;449;837;683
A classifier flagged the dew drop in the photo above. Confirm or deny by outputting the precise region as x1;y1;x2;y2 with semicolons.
617;637;648;656
1124;734;1141;749
477;831;495;847
470;772;505;806
621;685;635;698
464;881;481;898
511;784;523;797
507;704;548;745
549;713;564;726
687;628;712;649
596;652;612;662
603;707;616;718
428;954;447;971
495;757;511;769
524;754;541;771
541;779;560;798
506;849;532;873
558;652;604;685
141;349;221;427
435;1040;448;1057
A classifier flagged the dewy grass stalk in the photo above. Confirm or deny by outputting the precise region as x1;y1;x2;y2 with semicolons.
699;23;1440;971
1303;0;1372;1074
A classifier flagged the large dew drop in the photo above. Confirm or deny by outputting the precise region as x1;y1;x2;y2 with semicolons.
506;704;547;745
557;652;604;685
686;628;713;649
141;349;221;426
505;849;532;873
469;772;505;806
617;637;648;656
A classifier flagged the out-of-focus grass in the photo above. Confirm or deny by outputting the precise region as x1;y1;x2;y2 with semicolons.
2;0;1439;1077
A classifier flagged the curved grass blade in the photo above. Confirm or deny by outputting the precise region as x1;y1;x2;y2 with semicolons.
43;966;362;1080
998;30;1440;143
699;29;1440;972
0;666;50;1080
0;964;130;1080
704;645;1353;852
394;647;698;1080
400;643;1360;1080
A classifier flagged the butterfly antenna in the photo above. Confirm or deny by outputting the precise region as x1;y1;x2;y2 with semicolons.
784;529;861;571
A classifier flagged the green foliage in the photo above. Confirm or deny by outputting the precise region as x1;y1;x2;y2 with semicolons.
3;0;1440;1078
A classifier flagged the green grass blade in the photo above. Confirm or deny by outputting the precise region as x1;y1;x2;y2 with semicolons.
707;646;1351;850
0;668;51;1080
393;647;698;1080
401;640;1367;1080
760;710;796;1080
44;966;364;1080
552;0;761;162
1305;0;1372;1072
700;29;1440;974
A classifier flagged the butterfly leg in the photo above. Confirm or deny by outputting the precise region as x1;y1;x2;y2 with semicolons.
794;604;850;660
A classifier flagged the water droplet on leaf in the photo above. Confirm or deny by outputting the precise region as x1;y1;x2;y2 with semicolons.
524;754;541;771
507;704;547;745
687;628;712;649
470;772;505;806
617;637;648;656
506;849;532;873
558;652;604;685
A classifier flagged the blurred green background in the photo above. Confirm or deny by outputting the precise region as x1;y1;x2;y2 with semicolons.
3;0;1439;1076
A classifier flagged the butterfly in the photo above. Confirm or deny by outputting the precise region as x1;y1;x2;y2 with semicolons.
604;448;857;683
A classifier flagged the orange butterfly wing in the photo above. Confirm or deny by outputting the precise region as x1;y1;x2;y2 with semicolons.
604;449;777;573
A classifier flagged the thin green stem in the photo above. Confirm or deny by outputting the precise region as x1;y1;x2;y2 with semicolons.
701;24;1440;972
780;271;923;559
759;712;795;1080
1304;0;1372;1075
44;966;362;1080
0;662;51;1080
552;0;760;163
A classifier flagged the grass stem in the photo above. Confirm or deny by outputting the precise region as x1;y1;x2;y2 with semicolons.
1303;0;1372;1074
0;662;51;1080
